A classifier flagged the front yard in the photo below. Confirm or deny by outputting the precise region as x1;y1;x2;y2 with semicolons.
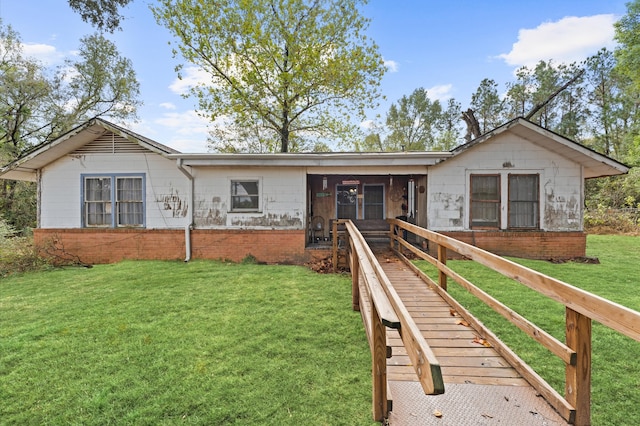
0;260;377;425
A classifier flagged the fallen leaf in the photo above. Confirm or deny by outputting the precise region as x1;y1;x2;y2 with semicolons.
449;309;458;316
456;319;470;327
433;409;443;418
481;413;494;419
472;336;492;347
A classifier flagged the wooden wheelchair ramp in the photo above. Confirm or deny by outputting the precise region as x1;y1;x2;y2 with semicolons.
375;252;567;425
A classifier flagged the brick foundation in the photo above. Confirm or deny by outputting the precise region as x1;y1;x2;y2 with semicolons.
34;228;586;265
432;231;587;260
34;228;308;265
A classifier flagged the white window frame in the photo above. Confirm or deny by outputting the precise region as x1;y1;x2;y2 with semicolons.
230;178;262;213
466;171;542;230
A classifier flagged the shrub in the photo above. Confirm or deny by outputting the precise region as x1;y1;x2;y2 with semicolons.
584;206;640;235
0;218;49;277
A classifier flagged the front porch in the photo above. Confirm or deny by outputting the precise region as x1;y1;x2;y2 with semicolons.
305;174;427;247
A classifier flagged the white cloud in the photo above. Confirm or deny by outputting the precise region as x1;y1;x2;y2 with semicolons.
128;110;212;153
21;42;65;65
384;58;399;73
168;67;212;95
498;14;617;68
156;110;210;135
426;84;453;101
159;102;177;110
360;119;377;130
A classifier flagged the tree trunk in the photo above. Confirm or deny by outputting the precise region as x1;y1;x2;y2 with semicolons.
462;109;481;141
280;125;289;153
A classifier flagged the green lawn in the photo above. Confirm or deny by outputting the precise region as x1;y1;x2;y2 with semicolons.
0;260;377;425
2;235;639;425
413;234;640;426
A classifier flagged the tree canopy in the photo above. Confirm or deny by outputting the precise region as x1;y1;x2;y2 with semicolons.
614;0;640;91
68;0;133;33
152;0;386;153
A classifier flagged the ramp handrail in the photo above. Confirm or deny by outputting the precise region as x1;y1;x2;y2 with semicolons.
332;219;444;422
389;218;640;425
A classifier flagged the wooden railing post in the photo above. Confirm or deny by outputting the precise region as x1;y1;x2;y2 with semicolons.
351;239;360;312
389;222;395;250
371;304;388;421
438;244;447;291
566;307;591;426
332;220;339;273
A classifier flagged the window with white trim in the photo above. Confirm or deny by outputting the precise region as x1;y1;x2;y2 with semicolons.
84;177;112;226
83;174;145;227
116;177;144;226
230;180;260;212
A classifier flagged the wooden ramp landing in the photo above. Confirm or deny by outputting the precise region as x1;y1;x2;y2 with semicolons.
372;251;568;425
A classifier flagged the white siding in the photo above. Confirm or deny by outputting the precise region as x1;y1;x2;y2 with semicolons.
427;132;583;232
40;152;189;229
192;167;305;229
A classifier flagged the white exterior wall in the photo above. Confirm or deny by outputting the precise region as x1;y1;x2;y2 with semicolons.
191;166;306;229
40;152;190;229
427;133;583;232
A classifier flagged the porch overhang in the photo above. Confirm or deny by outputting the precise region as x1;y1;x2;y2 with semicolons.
167;151;451;169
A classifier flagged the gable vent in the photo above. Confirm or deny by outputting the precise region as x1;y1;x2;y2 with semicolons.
72;132;149;154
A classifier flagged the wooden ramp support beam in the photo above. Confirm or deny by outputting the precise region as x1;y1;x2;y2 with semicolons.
343;220;444;422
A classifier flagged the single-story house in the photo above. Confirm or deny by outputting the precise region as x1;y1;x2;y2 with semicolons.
0;117;629;264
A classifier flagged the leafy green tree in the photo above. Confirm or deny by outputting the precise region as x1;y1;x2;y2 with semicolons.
152;0;385;153
583;49;636;158
614;0;640;91
527;61;561;128
68;0;133;32
552;62;587;141
384;88;442;151
505;67;533;118
434;98;463;150
503;60;587;140
613;0;640;167
470;78;504;134
356;131;383;152
0;21;141;232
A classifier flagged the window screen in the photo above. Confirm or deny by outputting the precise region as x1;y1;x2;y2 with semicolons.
508;174;539;228
470;175;500;228
84;177;112;226
116;177;144;226
231;180;260;211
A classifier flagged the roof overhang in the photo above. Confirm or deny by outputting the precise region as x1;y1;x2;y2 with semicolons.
451;118;630;179
0;119;178;182
169;151;452;171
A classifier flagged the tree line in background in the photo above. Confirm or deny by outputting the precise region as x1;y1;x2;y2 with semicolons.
360;0;640;215
367;51;639;163
0;0;639;235
361;47;640;212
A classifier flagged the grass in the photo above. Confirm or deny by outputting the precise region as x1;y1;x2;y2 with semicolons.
3;235;639;425
413;234;640;426
0;260;377;425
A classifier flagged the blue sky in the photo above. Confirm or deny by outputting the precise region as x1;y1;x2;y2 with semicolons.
0;0;629;152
